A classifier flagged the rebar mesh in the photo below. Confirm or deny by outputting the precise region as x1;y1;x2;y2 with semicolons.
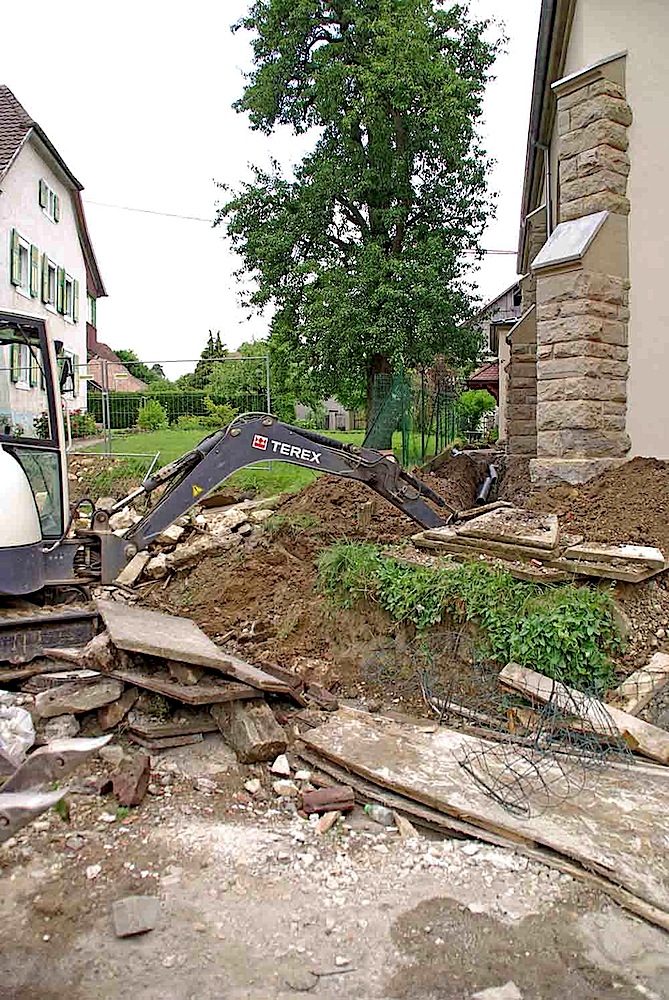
361;631;633;816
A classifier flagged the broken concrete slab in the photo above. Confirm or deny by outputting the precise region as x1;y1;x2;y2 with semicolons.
115;552;151;588
127;710;218;740
425;525;560;562
606;653;669;716
35;677;124;718
97;601;289;693
270;753;291;776
156;523;185;546
563;541;666;570
144;553;169;579
207;508;249;535
108;754;151;807
108;664;261;706
40;714;80;742
166;533;230;571
456;507;560;551
472;983;523;1000
129;732;204;750
111;895;159;937
97;686;139;731
210;699;287;763
547;556;660;583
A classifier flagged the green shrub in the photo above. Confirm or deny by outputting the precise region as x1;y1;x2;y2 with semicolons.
69;409;97;438
203;396;237;429
317;544;621;693
137;399;168;431
456;389;496;435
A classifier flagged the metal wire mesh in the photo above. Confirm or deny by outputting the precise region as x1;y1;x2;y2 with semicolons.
361;631;633;817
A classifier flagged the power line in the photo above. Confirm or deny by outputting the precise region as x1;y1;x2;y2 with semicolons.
83;199;517;253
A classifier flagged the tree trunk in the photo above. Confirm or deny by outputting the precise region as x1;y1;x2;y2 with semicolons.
365;354;394;451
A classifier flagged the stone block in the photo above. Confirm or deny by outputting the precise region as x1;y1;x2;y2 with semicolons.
35;678;125;718
559;156;578;183
577;144;630;178
530;457;626;486
569;95;633;130
112;896;159;938
536;345;553;361
537;400;605;431
557;88;589;112
144;553;169;579
559;119;629;159
41;714;80;741
506;418;536;437
110;754;151;806
551;341;627;361
507;435;537;457
166;533;229;571
157;523;185;546
537;427;630;458
210;699;287;764
560;191;630;221
115;552;151;588
167;661;205;686
587;79;626;100
561;169;629;202
537;376;627;403
557;109;571;135
98;687;139;730
536;301;561;321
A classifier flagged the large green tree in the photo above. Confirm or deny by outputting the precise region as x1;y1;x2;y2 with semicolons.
218;0;499;433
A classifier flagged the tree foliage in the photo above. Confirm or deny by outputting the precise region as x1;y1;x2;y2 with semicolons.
218;0;500;411
115;349;167;385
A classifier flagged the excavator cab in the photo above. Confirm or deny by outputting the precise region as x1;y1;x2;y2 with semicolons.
0;311;69;595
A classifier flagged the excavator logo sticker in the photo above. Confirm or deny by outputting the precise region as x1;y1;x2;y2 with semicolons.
252;434;269;451
192;484;204;498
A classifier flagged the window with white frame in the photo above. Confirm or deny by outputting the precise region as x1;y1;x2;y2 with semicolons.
38;179;60;223
41;255;57;309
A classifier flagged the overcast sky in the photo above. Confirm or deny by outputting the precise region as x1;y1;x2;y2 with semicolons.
3;0;541;374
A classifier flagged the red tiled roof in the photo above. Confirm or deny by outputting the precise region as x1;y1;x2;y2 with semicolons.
0;85;33;180
468;361;499;383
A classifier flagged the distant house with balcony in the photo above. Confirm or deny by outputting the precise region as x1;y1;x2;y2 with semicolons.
0;84;105;433
466;281;522;442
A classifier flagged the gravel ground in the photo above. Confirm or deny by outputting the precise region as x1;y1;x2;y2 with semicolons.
1;734;668;1000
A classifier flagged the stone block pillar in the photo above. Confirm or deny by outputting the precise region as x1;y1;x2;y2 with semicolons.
530;56;631;485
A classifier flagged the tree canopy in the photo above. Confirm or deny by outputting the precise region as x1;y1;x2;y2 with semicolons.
217;0;500;416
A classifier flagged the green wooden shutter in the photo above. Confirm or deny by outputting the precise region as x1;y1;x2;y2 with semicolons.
56;267;65;313
10;230;21;285
73;353;80;395
53;194;60;222
72;279;80;322
30;245;39;297
10;343;20;382
29;350;39;387
39;179;48;208
41;253;49;302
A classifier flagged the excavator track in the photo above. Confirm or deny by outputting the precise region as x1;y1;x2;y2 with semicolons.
0;604;99;666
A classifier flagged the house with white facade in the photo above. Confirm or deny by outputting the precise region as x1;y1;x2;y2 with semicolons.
0;85;105;436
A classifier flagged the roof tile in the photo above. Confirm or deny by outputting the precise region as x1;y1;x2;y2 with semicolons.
0;85;34;180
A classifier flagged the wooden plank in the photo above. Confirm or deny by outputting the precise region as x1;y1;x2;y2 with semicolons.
128;732;204;750
456;507;559;551
606;654;669;716
97;600;289;693
128;713;219;739
563;542;666;571
108;666;261;706
297;747;669;932
301;710;669;920
500;662;669;765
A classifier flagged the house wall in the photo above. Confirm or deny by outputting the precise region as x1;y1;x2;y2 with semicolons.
557;0;669;458
0;137;87;433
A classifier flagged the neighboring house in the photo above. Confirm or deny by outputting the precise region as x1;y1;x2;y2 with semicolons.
0;85;105;434
507;0;669;484
295;397;360;431
467;281;522;441
86;329;148;393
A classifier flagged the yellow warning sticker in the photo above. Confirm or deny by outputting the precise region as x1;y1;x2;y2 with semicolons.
192;484;204;498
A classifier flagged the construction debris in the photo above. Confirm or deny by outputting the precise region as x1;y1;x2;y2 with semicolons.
210;699;287;763
103;753;151;807
301;785;355;815
301;709;669;930
112;895;160;938
34;677;124;718
606;653;669;716
499;662;669;765
414;504;668;584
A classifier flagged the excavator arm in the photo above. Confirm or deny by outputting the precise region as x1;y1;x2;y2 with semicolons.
95;414;453;582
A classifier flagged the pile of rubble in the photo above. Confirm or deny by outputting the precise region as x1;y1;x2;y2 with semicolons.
413;502;668;584
105;493;286;589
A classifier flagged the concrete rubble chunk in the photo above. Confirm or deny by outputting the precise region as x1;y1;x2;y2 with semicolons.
109;507;140;533
115;552;151;588
456;507;559;551
167;533;229;571
249;509;274;523
109;754;151;807
157;523;185;546
144;553;169;579
112;895;160;938
210;700;287;763
99;744;126;767
273;779;299;797
270;753;291;776
316;810;341;834
98;687;139;731
208;508;249;536
563;541;666;569
35;678;124;718
472;983;523;1000
41;714;80;742
82;631;116;671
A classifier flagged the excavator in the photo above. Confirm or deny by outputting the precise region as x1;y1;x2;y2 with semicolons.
0;310;484;838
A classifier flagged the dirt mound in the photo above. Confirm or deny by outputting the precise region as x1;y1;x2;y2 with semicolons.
278;475;425;543
422;451;483;511
526;457;669;552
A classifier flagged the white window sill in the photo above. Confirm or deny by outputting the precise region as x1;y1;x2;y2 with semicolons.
45;302;58;314
15;285;32;299
41;208;57;224
15;382;31;391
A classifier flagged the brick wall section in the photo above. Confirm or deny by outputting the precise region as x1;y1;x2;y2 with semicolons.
557;79;632;223
535;268;631;459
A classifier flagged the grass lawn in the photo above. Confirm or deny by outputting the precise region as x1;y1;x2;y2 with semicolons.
83;427;366;497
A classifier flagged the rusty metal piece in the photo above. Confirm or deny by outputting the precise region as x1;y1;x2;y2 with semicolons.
0;790;65;843
1;735;111;793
